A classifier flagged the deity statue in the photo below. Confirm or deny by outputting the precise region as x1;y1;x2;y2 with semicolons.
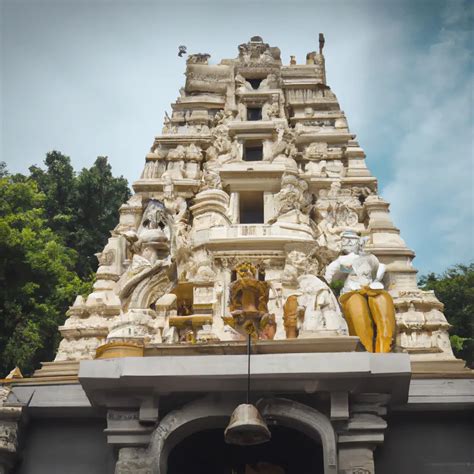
164;145;186;179
115;199;177;341
283;274;348;338
281;249;307;285
283;294;301;339
235;73;253;93
262;94;280;120
324;230;396;352
259;73;278;90
122;200;172;273
228;263;271;339
274;173;311;219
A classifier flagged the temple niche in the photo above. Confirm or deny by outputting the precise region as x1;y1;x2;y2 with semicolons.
52;35;463;365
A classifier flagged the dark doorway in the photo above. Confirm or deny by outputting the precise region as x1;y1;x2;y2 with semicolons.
167;425;324;474
247;107;263;121
239;192;264;224
248;78;262;90
243;143;263;161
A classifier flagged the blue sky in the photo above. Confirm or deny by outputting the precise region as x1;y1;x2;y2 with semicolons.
1;0;473;275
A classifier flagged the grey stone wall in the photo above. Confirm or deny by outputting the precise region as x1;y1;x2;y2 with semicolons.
375;411;474;474
13;418;115;474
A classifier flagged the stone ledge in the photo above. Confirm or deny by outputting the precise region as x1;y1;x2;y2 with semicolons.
146;336;360;356
78;352;411;406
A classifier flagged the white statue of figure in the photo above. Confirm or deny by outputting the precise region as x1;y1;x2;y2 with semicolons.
305;160;327;177
325;160;344;178
200;170;222;191
324;230;396;353
164;145;186;179
122;200;172;273
235;73;253;93
262;94;280;120
259;73;278;90
325;231;384;295
281;249;307;285
296;274;348;336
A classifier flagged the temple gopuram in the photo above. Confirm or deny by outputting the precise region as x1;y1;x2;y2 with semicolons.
1;36;473;474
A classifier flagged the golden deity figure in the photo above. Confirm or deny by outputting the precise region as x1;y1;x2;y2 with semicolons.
325;231;396;353
229;263;269;316
228;263;272;339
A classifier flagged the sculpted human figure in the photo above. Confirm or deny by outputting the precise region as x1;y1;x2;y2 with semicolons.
122;200;172;272
296;274;348;336
235;73;253;93
324;230;396;352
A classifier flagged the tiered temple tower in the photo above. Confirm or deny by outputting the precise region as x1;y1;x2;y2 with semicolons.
53;35;459;370
1;37;472;474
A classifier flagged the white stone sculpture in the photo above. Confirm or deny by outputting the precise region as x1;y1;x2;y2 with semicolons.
325;231;385;295
296;274;348;336
325;230;397;353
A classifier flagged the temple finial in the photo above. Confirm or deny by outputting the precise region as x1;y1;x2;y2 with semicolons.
319;33;325;54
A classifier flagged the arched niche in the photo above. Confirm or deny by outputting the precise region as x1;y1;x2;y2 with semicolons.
144;396;337;474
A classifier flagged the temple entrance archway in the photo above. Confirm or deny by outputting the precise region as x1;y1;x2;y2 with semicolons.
146;397;337;474
167;425;324;474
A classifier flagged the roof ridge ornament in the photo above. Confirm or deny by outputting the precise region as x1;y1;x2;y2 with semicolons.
319;33;325;54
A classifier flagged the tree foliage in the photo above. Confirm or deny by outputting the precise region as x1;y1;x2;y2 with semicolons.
0;154;130;376
419;263;474;367
0;175;88;375
29;152;131;278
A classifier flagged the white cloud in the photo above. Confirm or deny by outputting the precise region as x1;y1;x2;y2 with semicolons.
381;0;474;273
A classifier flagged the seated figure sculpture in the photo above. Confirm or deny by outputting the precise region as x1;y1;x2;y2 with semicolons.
283;274;348;338
228;263;272;339
324;231;396;352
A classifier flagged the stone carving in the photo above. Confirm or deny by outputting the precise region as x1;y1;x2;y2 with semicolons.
227;263;272;339
213;109;236;126
325;231;396;352
304;142;328;160
163;145;186;179
187;248;216;282
186;53;211;64
211;125;239;163
306;159;345;178
274;173;312;218
283;294;301;339
95;248;115;267
122;200;172;271
235;73;253;93
262;94;280;120
199;170;222;191
314;183;363;255
237;36;281;64
0;386;22;474
272;128;298;167
259;73;278;90
295;274;348;337
281;249;308;285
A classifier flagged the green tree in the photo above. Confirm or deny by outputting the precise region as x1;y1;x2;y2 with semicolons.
419;263;474;367
0;174;90;376
73;156;131;277
29;152;130;278
0;154;129;376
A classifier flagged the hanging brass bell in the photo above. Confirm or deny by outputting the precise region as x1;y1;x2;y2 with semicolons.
224;403;271;446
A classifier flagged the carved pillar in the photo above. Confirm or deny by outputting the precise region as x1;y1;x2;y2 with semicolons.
336;393;390;474
115;447;151;474
0;388;22;474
